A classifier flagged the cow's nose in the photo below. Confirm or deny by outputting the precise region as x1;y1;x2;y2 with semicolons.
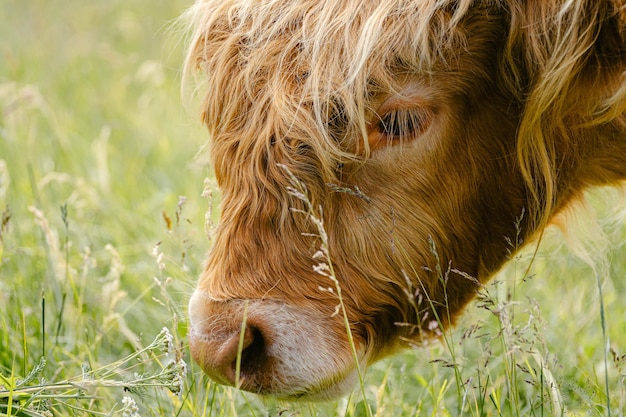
188;289;367;399
187;293;272;389
197;322;268;387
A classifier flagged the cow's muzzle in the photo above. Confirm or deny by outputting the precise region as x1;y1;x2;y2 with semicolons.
187;289;367;400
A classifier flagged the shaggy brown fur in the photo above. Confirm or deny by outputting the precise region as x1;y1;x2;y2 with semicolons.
184;0;626;400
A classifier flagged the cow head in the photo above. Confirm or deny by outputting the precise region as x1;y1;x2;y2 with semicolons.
184;0;626;400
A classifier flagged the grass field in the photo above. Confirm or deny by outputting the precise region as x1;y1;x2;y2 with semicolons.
1;1;625;416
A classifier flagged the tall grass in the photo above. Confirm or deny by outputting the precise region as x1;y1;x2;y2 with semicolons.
1;0;625;416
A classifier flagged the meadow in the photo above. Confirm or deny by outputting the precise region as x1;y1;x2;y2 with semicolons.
1;0;625;416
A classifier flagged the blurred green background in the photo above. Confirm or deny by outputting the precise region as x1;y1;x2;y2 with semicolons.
0;0;212;415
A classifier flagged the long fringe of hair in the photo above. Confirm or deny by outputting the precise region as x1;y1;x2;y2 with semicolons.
182;0;626;229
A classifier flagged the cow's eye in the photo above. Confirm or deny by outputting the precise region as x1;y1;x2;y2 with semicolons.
378;108;431;142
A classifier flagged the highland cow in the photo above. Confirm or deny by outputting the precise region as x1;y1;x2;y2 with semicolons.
184;0;626;400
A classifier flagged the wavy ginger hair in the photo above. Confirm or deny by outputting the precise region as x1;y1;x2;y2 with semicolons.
183;0;626;400
183;0;626;229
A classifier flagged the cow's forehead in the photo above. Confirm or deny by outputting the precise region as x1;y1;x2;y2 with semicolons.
191;0;490;162
189;0;505;205
188;0;478;105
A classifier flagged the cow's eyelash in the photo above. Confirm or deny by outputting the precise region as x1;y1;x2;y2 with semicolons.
378;109;431;140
